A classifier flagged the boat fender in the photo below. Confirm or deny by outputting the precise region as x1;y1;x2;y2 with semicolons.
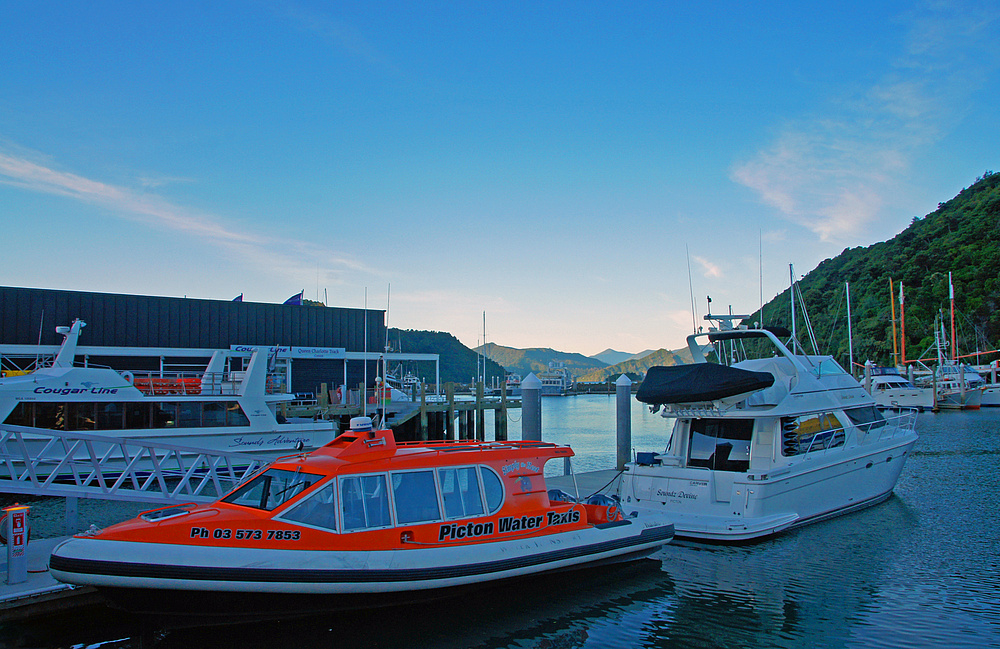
121;370;134;384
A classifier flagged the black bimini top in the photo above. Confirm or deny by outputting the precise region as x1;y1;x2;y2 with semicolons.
636;364;775;405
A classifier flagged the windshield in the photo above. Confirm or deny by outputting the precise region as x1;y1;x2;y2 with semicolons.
222;468;323;511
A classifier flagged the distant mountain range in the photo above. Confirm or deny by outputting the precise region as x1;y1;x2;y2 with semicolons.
475;343;695;383
589;348;657;365
474;343;607;378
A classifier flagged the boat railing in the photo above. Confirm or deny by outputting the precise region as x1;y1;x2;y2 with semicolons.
0;423;269;504
794;409;917;457
123;369;288;397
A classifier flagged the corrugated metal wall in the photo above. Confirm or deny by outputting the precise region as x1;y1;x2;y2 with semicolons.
0;287;386;394
0;286;383;351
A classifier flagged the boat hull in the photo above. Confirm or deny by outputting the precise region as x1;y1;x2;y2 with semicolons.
50;519;673;614
621;435;916;542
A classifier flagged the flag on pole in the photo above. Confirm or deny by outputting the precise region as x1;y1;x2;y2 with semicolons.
233;293;243;302
283;291;304;306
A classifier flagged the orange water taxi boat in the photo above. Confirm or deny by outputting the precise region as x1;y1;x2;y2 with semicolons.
50;417;674;618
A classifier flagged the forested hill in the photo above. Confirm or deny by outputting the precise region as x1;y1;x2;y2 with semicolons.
388;329;505;385
747;171;1000;370
474;344;607;379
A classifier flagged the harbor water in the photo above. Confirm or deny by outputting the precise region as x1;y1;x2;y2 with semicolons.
3;395;999;648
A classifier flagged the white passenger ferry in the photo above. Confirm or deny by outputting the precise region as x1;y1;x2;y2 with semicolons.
0;320;336;458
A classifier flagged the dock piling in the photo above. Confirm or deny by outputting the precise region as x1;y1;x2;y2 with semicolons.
521;373;542;441
616;374;632;470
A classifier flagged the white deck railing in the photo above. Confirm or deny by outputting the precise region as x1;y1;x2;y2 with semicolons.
0;424;270;504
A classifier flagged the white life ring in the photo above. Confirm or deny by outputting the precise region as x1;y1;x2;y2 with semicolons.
121;370;134;384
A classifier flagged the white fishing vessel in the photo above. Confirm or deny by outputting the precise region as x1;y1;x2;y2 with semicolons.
619;316;918;542
0;320;337;458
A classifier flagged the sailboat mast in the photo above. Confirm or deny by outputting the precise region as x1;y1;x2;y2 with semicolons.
900;282;906;365
790;264;796;344
846;282;854;373
889;279;898;367
950;272;957;361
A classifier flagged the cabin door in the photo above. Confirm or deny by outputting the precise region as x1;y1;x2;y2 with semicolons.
713;472;736;503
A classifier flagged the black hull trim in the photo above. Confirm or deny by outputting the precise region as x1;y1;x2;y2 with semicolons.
52;524;674;586
97;548;664;620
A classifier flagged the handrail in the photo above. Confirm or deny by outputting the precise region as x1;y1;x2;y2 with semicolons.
0;424;270;504
796;409;917;457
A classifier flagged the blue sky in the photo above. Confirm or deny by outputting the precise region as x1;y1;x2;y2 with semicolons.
2;1;998;355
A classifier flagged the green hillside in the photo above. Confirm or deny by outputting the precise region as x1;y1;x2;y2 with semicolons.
389;329;505;386
746;170;1000;371
476;343;608;378
578;346;701;382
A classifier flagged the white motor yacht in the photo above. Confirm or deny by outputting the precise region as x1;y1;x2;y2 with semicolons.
619;322;918;542
0;320;337;459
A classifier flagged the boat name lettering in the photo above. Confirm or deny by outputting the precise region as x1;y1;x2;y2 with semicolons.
656;489;698;500
501;460;540;476
228;436;309;448
33;386;120;396
438;521;495;541
545;510;581;526
498;514;545;533
189;527;299;541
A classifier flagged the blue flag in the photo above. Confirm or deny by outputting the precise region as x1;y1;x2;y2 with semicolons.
232;293;243;302
283;291;303;306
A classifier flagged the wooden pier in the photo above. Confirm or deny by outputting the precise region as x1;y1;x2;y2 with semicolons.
288;381;520;442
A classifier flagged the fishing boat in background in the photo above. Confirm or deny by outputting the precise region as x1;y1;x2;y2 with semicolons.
619;312;918;542
50;417;675;618
0;319;337;458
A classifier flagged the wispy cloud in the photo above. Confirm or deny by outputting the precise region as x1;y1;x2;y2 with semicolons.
0;147;373;283
732;2;1000;242
265;1;400;76
693;255;722;278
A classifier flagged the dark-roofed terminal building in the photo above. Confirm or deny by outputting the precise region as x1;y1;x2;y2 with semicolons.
0;286;436;401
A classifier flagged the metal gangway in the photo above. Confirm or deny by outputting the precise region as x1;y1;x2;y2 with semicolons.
0;424;270;505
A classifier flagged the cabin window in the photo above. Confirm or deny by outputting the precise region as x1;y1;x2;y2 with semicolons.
481;467;505;514
152;403;177;428
96;403;125;430
203;402;227;426
687;418;753;472
843;406;887;431
125;403;149;429
392;470;442;524
64;403;96;430
781;412;845;456
438;467;485;519
177;402;201;427
340;474;392;531
282;481;338;531
223;468;322;511
227;402;250;426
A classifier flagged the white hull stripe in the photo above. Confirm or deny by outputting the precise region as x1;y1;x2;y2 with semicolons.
51;524;673;585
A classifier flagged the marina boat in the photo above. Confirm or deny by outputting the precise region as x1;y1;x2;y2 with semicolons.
619;319;918;542
538;363;574;396
913;361;984;409
0;320;337;458
863;363;933;411
50;417;675;618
